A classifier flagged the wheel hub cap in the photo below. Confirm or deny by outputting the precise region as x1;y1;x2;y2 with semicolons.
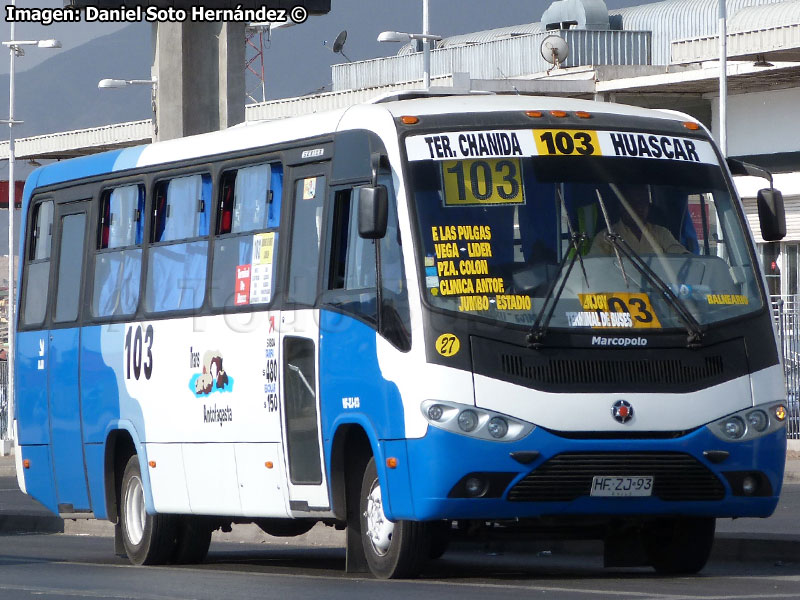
124;474;146;546
364;481;394;556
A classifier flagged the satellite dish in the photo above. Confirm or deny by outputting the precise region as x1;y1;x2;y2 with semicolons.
540;35;569;71
332;30;352;62
333;30;347;54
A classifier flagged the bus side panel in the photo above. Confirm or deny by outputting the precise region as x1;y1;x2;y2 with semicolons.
80;326;126;444
18;445;58;514
83;442;107;519
81;324;148;518
16;331;51;445
318;310;406;443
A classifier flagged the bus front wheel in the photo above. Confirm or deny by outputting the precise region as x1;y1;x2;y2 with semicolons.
358;457;431;578
643;517;715;575
120;455;177;565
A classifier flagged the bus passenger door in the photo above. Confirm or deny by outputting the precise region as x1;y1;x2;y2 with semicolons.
48;202;91;514
280;163;330;514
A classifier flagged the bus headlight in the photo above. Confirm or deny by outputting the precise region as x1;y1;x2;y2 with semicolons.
421;400;534;442
457;410;479;432
708;402;786;442
721;416;746;439
746;410;769;433
487;417;509;439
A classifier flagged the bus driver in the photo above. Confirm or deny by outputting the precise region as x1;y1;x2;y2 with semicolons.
588;183;688;256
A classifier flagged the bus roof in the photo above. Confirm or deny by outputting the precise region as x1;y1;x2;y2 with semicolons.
22;94;693;201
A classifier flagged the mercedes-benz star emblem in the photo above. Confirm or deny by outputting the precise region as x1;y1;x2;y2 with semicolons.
612;399;634;424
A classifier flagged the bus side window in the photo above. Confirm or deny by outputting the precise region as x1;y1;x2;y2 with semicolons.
324;177;411;350
92;185;145;318
325;187;378;323
377;174;411;351
21;199;54;326
287;174;326;306
211;162;283;308
146;173;211;312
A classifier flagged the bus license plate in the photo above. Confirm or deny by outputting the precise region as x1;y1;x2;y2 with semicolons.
590;476;653;497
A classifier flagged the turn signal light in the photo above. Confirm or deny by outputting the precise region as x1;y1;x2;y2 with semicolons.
683;121;700;131
774;405;787;421
23;459;30;469
401;115;419;125
265;461;274;469
386;457;398;469
148;461;156;468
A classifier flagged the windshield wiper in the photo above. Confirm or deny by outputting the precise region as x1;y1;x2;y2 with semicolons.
527;231;587;349
601;232;704;348
594;187;702;348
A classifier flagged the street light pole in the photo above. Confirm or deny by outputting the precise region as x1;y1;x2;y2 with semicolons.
2;0;60;446
6;4;18;447
422;0;430;89
719;0;728;156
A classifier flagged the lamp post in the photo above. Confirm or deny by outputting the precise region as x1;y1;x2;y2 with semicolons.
98;78;158;138
378;0;441;89
1;2;61;447
719;0;728;156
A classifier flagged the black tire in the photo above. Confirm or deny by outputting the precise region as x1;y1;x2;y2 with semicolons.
119;455;177;565
359;457;431;578
172;516;212;564
643;517;715;575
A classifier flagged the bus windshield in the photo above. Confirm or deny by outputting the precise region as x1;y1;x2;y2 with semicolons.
407;127;763;332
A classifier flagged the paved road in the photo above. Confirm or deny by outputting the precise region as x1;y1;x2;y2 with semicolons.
0;533;799;600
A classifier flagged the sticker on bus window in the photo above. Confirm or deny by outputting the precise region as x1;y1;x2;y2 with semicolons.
234;265;251;306
250;232;275;304
442;158;525;206
302;177;317;200
568;292;662;329
706;294;748;305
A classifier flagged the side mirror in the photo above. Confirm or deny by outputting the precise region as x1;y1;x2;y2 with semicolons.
358;185;388;239
757;188;786;241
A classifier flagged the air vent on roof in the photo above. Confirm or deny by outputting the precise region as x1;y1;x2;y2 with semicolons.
541;0;610;31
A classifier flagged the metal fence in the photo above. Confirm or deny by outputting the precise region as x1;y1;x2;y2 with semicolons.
0;361;7;441
331;29;652;92
772;296;800;440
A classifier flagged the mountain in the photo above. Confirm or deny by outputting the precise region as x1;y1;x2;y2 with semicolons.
0;22;154;141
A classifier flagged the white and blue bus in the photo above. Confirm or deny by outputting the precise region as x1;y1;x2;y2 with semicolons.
14;94;789;578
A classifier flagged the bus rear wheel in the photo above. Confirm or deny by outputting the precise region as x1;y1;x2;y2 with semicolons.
172;516;212;564
643;517;715;575
120;455;177;565
358;457;431;579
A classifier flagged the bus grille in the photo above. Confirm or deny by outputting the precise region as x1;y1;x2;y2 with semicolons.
507;452;725;502
470;336;749;393
500;354;724;387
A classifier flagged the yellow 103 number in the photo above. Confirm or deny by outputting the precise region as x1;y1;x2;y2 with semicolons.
442;158;524;206
535;129;601;157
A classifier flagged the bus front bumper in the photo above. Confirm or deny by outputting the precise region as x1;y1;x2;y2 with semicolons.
381;423;786;522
